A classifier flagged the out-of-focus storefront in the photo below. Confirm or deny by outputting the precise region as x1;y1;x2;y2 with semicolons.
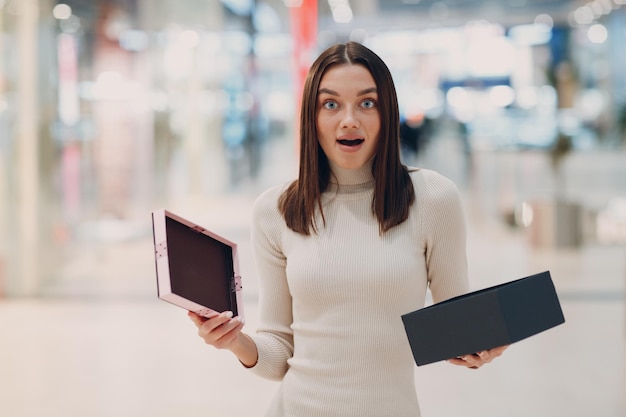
1;0;625;296
357;4;626;248
0;0;301;296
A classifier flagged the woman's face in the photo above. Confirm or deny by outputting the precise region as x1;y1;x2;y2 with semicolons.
316;64;381;170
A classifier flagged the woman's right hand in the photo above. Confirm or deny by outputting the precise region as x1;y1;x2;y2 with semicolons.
188;311;245;350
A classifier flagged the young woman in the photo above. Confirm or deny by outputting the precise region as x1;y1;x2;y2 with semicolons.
189;41;506;416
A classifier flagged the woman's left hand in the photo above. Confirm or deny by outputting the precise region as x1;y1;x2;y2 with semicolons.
446;345;509;369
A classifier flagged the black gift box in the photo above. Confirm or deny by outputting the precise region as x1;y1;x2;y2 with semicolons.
402;271;565;366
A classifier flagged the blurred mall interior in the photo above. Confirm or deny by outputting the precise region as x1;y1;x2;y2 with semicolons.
0;0;625;416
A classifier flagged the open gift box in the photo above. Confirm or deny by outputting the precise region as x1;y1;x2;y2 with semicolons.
151;209;244;319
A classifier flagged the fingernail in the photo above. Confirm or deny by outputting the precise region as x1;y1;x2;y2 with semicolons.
223;311;233;318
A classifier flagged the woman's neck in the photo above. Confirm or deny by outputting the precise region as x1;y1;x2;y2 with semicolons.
328;159;374;186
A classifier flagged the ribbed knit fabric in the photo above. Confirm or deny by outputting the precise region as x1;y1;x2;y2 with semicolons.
249;160;469;417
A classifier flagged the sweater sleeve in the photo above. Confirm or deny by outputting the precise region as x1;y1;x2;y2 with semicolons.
419;170;470;303
248;185;294;380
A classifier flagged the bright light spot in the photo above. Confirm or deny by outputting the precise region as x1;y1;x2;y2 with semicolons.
534;14;554;29
576;88;605;120
588;23;608;43
516;87;538;109
89;71;139;101
558;108;581;136
597;198;626;244
367;30;418;55
509;23;552;45
537;85;558;108
104;11;130;40
446;87;471;108
180;30;200;49
590;1;604;16
518;201;534;227
574;6;594;25
446;87;477;121
53;4;72;20
331;3;353;23
267;91;293;120
466;37;515;77
598;0;615;13
164;47;193;79
489;85;515;107
567;11;577;27
464;20;504;38
350;28;368;43
416;89;444;113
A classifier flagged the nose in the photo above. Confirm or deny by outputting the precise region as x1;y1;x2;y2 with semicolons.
340;105;359;128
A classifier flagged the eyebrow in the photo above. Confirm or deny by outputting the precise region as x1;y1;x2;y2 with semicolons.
318;87;377;96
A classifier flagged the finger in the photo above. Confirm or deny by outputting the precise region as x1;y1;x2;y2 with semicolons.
219;318;245;344
461;354;483;368
481;345;508;362
201;311;236;332
198;313;239;338
188;311;207;327
446;357;469;367
207;317;245;349
447;355;480;369
477;350;491;363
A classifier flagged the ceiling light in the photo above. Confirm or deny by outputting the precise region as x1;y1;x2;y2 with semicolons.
53;4;72;20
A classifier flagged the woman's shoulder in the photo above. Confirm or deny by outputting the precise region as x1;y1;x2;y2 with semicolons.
406;167;462;210
406;168;465;228
407;167;458;192
252;181;292;217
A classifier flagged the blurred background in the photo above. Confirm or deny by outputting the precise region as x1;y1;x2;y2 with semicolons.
0;0;624;416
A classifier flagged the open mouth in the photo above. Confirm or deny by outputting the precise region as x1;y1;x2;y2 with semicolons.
337;139;364;147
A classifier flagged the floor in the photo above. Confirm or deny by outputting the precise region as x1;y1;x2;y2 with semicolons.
1;136;624;417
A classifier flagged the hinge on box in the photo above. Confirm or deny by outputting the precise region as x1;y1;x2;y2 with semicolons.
230;275;242;292
155;241;167;259
191;225;206;233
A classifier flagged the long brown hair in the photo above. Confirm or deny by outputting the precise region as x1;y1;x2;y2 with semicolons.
278;41;415;235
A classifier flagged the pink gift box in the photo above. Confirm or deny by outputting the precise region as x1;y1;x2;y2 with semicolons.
151;209;244;319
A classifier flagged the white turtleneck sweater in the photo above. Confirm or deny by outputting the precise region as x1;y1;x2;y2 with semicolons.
249;160;469;417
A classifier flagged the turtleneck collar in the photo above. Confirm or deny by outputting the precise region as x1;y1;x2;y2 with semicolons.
328;158;375;186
